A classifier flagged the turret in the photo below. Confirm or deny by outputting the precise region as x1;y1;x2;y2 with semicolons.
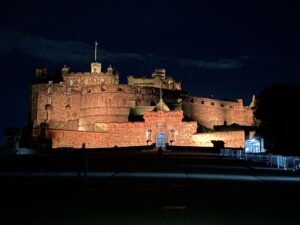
91;62;101;73
61;65;70;75
152;68;166;78
107;64;113;73
91;41;101;73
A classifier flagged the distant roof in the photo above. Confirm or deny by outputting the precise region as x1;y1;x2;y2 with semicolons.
154;99;170;112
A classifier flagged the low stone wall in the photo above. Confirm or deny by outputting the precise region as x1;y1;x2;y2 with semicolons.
49;124;147;149
49;129;245;149
189;130;245;148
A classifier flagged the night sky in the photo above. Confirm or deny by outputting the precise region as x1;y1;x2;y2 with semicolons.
1;0;300;144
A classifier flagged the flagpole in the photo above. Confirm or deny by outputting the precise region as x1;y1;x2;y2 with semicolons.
160;80;163;110
95;41;98;62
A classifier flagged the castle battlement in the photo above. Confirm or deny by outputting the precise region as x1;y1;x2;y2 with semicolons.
128;68;181;91
188;96;246;110
29;48;255;149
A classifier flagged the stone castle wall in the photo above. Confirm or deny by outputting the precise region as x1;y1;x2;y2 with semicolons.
182;96;254;129
31;83;165;134
49;111;199;148
30;64;254;149
190;131;245;148
32;82;253;133
127;68;181;91
49;114;245;149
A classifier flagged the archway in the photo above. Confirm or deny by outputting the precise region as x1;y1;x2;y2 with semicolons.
156;133;166;147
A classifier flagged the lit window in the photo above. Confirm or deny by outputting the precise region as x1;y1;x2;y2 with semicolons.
70;80;74;86
84;79;88;85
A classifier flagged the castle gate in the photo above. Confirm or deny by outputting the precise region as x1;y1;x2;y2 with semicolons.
156;133;166;147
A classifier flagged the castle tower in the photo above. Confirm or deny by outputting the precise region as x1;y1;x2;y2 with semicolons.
152;68;166;78
91;41;102;73
61;65;70;75
107;64;113;73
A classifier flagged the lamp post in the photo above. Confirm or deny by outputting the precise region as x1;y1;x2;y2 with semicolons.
146;129;152;146
170;129;175;146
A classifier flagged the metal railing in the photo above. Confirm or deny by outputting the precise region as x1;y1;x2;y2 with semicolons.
220;149;300;171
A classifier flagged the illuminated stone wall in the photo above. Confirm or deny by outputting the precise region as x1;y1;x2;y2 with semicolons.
32;83;253;134
190;131;245;148
127;68;181;91
49;111;198;148
49;123;146;148
48;110;245;149
182;97;254;129
30;65;254;148
30;82;163;135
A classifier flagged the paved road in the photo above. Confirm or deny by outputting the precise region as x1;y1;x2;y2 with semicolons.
1;151;300;225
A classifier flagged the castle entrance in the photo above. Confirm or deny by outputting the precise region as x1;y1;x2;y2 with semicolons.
156;133;166;147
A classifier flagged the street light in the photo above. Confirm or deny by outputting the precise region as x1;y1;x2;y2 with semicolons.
170;129;175;146
146;129;152;146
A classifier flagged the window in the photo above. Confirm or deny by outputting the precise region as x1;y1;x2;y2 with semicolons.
69;80;74;86
221;103;224;107
84;79;88;85
201;100;204;104
211;102;215;106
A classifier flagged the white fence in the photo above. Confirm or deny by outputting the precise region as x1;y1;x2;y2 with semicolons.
220;149;300;171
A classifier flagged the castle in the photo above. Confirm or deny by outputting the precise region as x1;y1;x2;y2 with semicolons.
29;47;255;149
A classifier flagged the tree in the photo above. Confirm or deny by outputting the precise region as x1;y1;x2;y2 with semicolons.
254;84;300;155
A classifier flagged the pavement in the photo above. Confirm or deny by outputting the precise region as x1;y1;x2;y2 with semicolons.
1;151;300;225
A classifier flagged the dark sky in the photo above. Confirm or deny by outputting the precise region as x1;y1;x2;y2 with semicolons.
1;0;300;144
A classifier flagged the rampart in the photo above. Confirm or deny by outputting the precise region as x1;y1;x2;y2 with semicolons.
182;96;254;129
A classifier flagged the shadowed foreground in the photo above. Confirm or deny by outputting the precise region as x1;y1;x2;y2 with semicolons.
1;150;300;225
